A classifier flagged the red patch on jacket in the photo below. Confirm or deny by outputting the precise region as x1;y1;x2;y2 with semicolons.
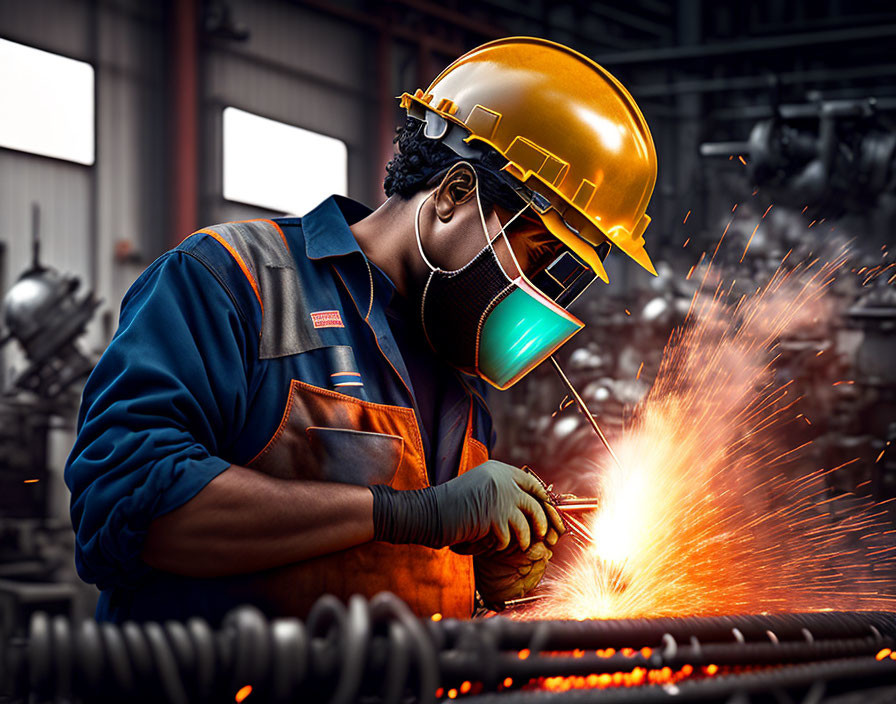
310;310;344;328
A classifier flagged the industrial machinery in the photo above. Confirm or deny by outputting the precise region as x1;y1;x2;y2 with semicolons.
0;205;101;637
3;592;896;703
0;205;99;517
0;205;99;401
700;97;896;220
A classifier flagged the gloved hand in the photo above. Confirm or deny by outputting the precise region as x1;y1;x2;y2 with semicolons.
370;460;565;552
475;526;561;609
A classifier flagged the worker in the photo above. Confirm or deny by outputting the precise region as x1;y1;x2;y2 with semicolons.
65;37;657;623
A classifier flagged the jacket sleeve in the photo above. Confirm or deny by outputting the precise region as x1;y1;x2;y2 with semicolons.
65;250;255;590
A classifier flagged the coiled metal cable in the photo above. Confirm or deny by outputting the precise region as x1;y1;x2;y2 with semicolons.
4;595;896;703
3;592;436;704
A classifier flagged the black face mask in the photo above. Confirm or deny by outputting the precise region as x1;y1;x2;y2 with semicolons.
414;178;586;390
420;242;515;372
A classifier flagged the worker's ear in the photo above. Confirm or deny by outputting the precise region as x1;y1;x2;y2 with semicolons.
433;163;477;223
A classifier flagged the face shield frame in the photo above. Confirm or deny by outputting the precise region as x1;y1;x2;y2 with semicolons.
497;175;611;310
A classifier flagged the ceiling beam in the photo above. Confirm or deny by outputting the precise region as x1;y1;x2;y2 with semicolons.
631;63;896;99
595;22;896;65
575;0;672;38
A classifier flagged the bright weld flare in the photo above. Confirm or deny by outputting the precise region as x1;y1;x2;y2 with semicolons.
535;250;896;620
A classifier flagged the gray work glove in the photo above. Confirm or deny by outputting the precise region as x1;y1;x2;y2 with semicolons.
475;526;561;609
370;460;563;552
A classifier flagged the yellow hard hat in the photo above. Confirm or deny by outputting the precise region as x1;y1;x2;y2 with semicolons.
400;36;658;282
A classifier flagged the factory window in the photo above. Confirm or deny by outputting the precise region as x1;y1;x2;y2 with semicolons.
222;107;348;215
0;39;95;165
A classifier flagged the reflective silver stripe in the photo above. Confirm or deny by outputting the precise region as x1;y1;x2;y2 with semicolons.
203;221;325;359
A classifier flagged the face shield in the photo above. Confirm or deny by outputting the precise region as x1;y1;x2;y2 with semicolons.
473;196;609;389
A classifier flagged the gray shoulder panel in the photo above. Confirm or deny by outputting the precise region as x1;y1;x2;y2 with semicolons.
203;221;324;359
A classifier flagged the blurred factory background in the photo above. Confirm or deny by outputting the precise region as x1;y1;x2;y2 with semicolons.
1;0;895;649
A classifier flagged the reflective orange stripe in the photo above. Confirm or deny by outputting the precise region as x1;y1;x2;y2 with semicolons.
196;228;263;313
202;218;290;252
260;219;291;252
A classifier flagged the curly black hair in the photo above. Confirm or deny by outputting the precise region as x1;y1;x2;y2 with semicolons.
383;117;524;212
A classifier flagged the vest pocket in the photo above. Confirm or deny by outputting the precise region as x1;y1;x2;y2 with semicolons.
305;427;404;486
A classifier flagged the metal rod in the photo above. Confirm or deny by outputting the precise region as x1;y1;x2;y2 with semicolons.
502;593;548;608
559;511;595;543
556;499;602;512
550;356;623;472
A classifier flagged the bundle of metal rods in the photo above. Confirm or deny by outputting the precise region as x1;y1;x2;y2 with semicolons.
3;593;896;703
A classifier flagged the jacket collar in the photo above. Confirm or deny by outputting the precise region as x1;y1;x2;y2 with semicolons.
302;195;372;261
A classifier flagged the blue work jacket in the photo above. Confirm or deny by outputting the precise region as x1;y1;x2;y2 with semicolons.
65;195;494;622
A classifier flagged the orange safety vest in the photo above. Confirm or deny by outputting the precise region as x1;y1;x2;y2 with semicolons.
201;220;486;619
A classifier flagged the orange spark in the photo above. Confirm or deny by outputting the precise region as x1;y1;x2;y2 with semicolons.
624;309;631;316
530;249;896;620
738;155;747;165
235;685;252;703
878;449;887;463
686;252;707;282
709;220;733;272
683;210;691;224
636;362;644;380
431;612;442;621
683;237;690;247
740;223;761;262
518;649;531;660
23;479;40;484
762;204;773;218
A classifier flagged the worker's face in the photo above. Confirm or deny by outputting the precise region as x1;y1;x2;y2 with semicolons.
493;206;567;281
422;165;565;282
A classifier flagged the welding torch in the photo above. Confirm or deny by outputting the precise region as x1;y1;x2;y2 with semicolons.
521;464;598;547
482;357;614;612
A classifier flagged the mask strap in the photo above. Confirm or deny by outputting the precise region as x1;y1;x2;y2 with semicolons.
470;171;533;277
414;191;439;272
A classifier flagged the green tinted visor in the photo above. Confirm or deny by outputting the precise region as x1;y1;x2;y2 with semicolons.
476;276;584;390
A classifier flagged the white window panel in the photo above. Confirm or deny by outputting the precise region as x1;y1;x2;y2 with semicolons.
0;39;95;165
223;107;348;216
